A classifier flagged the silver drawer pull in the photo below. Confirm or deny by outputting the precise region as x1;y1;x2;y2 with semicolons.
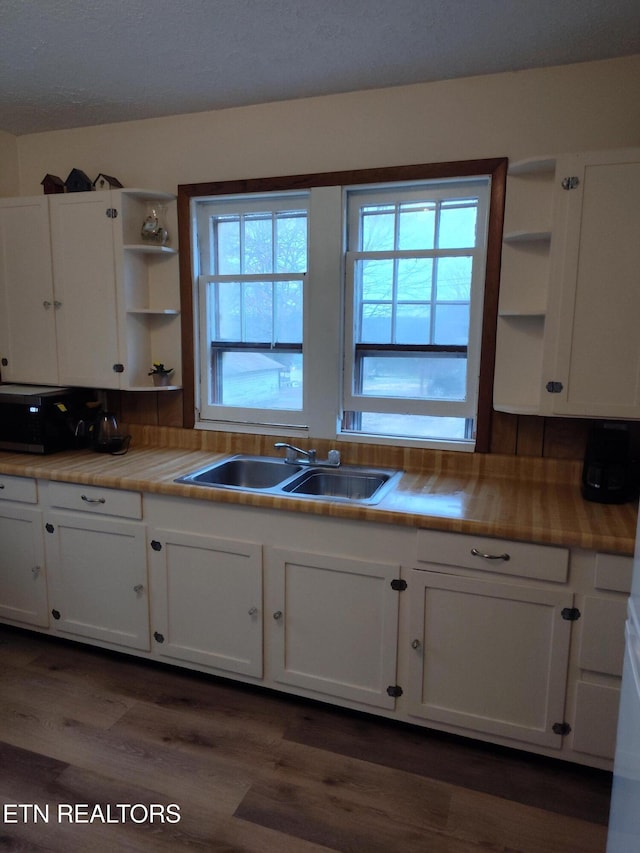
0;484;4;489
471;547;510;561
81;494;106;504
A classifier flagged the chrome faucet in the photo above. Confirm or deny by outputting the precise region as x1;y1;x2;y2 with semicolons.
274;442;340;467
274;442;317;465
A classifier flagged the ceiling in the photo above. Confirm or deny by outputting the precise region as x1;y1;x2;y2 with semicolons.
1;0;639;136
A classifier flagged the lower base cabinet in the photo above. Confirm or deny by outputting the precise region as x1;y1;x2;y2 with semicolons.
44;511;150;650
0;504;48;628
0;477;632;771
269;548;401;710
407;570;574;748
148;528;263;678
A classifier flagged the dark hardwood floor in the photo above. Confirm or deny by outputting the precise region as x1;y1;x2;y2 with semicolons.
0;624;611;852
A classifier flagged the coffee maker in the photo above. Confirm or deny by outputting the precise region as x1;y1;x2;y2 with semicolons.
582;424;637;504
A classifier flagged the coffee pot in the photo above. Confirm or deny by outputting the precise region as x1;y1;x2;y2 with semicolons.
93;411;130;454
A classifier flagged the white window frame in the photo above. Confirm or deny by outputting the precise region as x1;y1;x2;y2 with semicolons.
184;162;504;450
342;181;490;431
193;192;312;431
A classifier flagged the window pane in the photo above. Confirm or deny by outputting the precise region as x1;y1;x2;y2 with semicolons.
276;212;307;273
361;206;395;251
360;354;467;400
274;280;303;342
397;258;433;301
215;217;240;274
398;202;435;250
396;304;430;344
347;412;470;441
438;200;477;249
242;282;272;340
436;256;472;301
244;214;273;273
361;303;392;343
215;281;241;339
361;258;394;302
218;352;302;409
434;304;469;345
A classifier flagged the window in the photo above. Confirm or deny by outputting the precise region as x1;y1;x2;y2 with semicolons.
343;180;489;443
183;160;505;450
195;194;308;426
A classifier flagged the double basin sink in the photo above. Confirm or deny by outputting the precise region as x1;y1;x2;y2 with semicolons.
175;454;402;505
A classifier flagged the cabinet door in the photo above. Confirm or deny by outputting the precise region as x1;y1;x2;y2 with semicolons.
149;528;263;678
0;196;59;384
270;548;400;709
49;193;122;388
408;570;573;748
543;148;640;417
0;504;48;627
44;512;149;650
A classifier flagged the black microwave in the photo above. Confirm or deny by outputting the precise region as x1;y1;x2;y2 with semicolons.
0;384;87;454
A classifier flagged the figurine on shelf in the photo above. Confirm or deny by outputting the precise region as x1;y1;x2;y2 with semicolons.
148;362;174;386
141;204;169;245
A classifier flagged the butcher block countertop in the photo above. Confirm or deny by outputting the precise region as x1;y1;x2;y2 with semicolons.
0;425;636;555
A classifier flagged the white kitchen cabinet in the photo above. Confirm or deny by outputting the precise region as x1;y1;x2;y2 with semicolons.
43;482;149;650
116;190;181;390
569;551;631;761
542;148;640;417
407;569;573;748
0;189;180;390
269;547;401;710
48;192;122;388
148;527;263;677
0;475;48;627
0;196;59;384
494;157;555;414
494;146;640;418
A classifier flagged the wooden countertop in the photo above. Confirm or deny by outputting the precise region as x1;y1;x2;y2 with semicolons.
0;440;636;555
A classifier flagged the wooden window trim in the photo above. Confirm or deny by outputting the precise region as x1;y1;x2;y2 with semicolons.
178;157;507;451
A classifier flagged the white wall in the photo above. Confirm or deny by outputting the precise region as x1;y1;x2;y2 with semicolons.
0;131;19;196
13;55;640;196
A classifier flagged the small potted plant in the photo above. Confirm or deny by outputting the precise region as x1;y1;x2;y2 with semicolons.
148;362;174;386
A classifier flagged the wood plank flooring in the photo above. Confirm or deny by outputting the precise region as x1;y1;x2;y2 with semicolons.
0;624;612;852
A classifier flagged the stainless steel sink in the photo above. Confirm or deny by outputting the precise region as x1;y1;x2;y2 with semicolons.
281;468;401;503
175;455;301;490
175;454;401;504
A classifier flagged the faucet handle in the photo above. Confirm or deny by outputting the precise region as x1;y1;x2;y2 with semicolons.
328;449;341;466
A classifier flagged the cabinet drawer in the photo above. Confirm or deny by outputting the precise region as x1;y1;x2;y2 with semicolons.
416;529;568;582
47;481;142;519
0;475;37;504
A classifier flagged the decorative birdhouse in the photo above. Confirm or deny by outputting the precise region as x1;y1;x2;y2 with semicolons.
93;173;123;191
41;174;65;195
64;168;93;193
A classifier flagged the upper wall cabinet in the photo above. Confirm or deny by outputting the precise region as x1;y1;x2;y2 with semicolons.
0;196;60;385
0;189;181;391
494;147;640;419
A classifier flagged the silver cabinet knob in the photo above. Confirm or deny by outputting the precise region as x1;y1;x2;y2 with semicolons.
248;607;258;616
411;638;421;649
32;566;41;578
273;610;283;620
133;584;144;594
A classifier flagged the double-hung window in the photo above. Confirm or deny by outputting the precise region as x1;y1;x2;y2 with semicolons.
195;193;308;427
343;180;489;444
185;160;503;450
